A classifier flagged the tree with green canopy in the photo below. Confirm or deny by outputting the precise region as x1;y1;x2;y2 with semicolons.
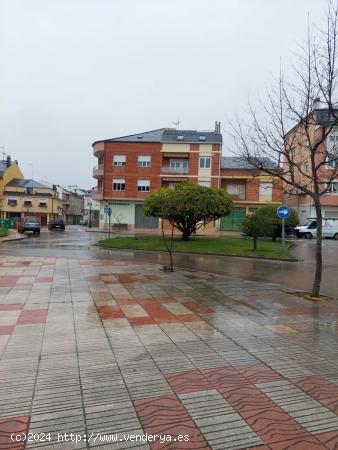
144;183;233;241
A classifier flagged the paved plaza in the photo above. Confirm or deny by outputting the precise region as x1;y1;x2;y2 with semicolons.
0;255;338;449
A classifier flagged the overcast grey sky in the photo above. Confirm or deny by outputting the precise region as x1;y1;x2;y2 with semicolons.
0;0;328;188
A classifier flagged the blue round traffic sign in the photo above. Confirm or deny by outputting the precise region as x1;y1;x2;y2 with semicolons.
277;205;291;219
104;207;112;215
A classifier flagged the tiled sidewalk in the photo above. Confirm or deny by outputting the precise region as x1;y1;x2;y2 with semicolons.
0;256;338;450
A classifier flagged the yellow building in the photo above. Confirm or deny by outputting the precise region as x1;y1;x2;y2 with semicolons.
3;178;62;226
0;156;24;218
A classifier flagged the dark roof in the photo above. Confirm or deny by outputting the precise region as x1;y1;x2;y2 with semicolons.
5;178;50;189
162;129;222;144
93;128;222;145
221;157;277;170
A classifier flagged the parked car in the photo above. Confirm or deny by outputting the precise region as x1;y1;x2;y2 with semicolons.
294;218;338;239
18;217;41;235
79;218;88;226
48;218;65;231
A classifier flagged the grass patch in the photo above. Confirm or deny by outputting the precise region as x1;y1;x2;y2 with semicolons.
0;227;9;238
97;236;295;260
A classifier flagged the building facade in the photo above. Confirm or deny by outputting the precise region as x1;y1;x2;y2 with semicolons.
2;179;61;225
283;105;338;223
92;126;283;231
0;155;23;218
57;186;84;225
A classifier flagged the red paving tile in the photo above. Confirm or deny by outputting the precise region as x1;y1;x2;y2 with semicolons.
117;275;135;284
134;395;209;449
202;366;248;389
236;363;282;384
0;305;23;311
220;384;275;415
293;375;338;401
0;326;14;336
0;415;29;450
165;370;212;394
141;301;179;324
243;406;310;444
0;276;19;287
268;435;324;449
128;316;156;326
16;309;48;325
248;447;270;450
320;397;338;415
96;305;124;320
315;431;338;449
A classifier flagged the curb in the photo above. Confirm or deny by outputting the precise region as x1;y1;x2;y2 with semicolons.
0;231;28;243
94;244;298;263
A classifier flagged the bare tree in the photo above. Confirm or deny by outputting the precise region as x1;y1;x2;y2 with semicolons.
231;2;338;298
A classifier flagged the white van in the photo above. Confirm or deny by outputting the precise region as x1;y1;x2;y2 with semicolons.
295;218;338;239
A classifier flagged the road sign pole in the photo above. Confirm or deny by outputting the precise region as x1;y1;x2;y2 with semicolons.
282;218;285;253
108;214;111;240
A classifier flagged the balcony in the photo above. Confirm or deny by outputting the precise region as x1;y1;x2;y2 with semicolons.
161;166;189;174
93;142;104;157
92;188;103;200
93;164;104;178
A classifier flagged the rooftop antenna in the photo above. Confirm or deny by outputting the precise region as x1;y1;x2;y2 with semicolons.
172;120;180;130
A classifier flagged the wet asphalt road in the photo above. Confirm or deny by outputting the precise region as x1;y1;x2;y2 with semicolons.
0;226;337;297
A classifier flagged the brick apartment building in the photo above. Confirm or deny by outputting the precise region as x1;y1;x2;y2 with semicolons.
92;126;283;231
283;103;338;223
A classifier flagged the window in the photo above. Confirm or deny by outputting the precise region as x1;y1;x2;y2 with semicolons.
39;198;48;207
304;163;309;173
113;179;125;191
198;181;211;187
226;183;246;200
137;180;150;192
113;155;126;166
327;130;338;168
138;155;151;167
199;157;211;169
177;135;184;141
23;198;32;206
327;181;338;193
169;159;188;169
199;136;206;141
259;182;273;195
7;197;17;206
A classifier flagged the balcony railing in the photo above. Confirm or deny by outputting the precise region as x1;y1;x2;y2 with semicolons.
92;188;103;200
93;164;104;178
161;166;189;174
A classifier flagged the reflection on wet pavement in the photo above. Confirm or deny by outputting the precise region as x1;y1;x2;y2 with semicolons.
0;254;338;448
1;227;337;297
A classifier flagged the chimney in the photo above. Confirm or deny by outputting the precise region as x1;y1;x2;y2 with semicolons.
313;97;322;110
6;155;11;168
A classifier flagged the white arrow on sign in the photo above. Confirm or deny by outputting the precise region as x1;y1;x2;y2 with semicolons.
279;208;289;216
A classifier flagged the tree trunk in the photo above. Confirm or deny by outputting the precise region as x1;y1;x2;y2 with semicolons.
253;235;257;251
311;198;322;298
161;220;174;271
181;230;190;240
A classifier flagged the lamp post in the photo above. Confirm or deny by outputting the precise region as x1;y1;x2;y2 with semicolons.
88;202;92;229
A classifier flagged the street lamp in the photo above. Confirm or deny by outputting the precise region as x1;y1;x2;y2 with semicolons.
88;202;92;229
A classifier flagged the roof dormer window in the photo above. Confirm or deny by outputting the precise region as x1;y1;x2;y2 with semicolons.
199;136;206;141
176;135;184;141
